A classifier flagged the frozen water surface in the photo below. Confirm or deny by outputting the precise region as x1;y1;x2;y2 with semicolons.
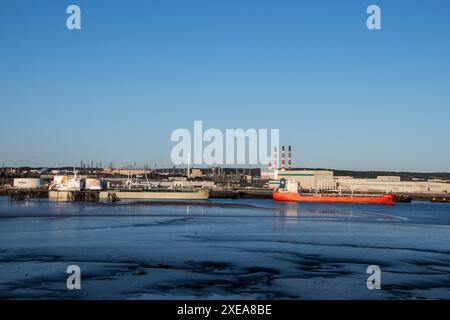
0;196;449;299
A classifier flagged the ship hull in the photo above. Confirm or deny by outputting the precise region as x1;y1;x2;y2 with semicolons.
273;192;395;205
100;189;209;201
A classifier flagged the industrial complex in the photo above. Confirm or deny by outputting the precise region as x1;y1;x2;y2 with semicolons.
1;146;449;202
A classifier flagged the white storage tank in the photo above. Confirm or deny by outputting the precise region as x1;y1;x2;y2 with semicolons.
13;178;43;189
85;178;103;190
67;177;85;191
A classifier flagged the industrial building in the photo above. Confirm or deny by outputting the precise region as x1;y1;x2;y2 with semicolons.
335;176;450;194
263;145;336;191
274;170;336;190
261;143;450;194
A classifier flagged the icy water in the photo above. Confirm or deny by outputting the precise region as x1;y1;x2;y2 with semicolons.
0;196;449;300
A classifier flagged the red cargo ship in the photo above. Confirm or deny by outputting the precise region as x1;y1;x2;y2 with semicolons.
273;178;395;204
272;191;396;205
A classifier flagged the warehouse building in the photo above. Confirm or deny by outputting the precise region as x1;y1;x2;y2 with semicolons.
335;176;450;193
267;169;336;190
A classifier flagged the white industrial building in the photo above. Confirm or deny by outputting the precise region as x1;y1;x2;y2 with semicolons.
266;169;336;190
335;176;450;194
264;169;450;194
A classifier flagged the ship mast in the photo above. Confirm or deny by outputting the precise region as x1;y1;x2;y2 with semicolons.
187;152;191;179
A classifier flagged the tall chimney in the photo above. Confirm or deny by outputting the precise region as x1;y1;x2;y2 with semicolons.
273;146;278;169
281;145;285;170
288;145;292;170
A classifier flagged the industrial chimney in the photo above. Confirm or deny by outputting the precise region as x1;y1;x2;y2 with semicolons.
281;145;285;171
288;145;292;170
273;146;278;170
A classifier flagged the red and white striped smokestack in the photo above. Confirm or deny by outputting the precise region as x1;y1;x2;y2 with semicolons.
281;145;285;170
288;145;292;170
273;146;278;169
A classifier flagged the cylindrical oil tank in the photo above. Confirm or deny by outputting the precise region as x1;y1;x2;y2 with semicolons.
85;178;103;190
13;178;43;189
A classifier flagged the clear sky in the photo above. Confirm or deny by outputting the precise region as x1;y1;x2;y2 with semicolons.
1;0;449;171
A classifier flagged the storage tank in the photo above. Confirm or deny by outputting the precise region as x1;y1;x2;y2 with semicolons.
13;178;43;189
67;177;85;191
85;178;103;190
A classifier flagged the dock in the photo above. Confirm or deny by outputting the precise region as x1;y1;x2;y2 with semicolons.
395;193;449;203
209;188;273;199
7;189;48;201
7;189;100;202
48;190;99;202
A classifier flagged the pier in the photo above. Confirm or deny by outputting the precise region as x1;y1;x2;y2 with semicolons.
48;190;100;202
405;193;449;203
7;189;48;201
6;189;100;202
67;191;100;202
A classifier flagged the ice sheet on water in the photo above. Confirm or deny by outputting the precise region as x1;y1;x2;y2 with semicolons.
0;197;449;299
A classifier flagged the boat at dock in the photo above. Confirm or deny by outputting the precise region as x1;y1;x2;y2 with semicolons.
273;179;396;205
99;172;210;201
273;191;396;205
99;188;209;201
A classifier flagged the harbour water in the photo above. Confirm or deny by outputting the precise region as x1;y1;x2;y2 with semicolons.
0;196;449;299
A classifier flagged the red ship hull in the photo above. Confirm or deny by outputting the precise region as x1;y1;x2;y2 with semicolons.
273;192;396;205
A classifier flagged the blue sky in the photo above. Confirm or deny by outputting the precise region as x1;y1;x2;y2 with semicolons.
1;0;449;171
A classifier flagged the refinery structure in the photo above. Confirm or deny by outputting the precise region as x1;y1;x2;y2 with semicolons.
261;145;450;195
261;145;336;191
